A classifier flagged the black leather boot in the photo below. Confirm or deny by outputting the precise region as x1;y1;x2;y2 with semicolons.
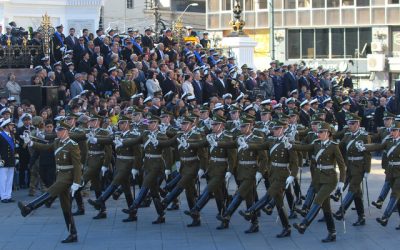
285;189;297;219
61;212;78;243
161;187;184;210
139;194;152;208
45;196;57;208
276;207;291;238
244;216;259;234
321;212;336;243
295;185;315;217
239;193;271;221
293;203;321;234
184;188;210;218
333;191;354;220
216;194;242;224
72;191;85;216
152;197;166;224
88;184;118;210
262;199;275;215
112;185;123;200
353;197;365;226
122;187;149;214
372;181;390;209
18;192;52;217
293;178;302;205
376;196;398;227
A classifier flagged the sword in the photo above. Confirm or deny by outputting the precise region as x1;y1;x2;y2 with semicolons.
365;178;371;215
340;192;346;234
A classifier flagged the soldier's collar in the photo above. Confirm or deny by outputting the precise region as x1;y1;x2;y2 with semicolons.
122;130;130;136
61;137;70;144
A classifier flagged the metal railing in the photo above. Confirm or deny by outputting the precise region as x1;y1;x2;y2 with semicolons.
0;45;42;68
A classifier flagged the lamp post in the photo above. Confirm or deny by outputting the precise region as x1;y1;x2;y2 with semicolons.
269;0;275;60
177;3;199;22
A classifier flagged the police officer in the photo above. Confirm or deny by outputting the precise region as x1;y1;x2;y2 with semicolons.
18;121;81;243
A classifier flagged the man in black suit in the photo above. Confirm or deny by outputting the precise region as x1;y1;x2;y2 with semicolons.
16;114;34;190
374;97;386;131
283;64;298;97
299;100;311;127
77;52;91;74
141;28;154;49
192;71;203;104
161;71;176;95
84;74;98;95
336;99;351;131
64;28;79;50
73;37;88;66
213;69;227;98
93;29;104;47
0;118;17;203
148;97;162;116
343;71;353;89
64;62;76;88
52;25;65;62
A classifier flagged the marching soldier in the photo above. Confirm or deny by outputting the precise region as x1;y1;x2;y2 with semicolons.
332;113;371;226
18;121;81;243
238;120;297;237
73;114;113;219
291;122;346;242
357;121;400;229
183;115;236;227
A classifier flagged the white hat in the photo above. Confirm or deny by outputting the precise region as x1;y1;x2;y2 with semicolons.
54;116;65;121
244;104;254;112
273;103;282;109
143;96;152;103
187;95;196;101
181;92;190;99
0;108;11;115
108;66;117;73
260;99;271;105
309;98;318;105
21;113;32;120
290;89;298;95
213;103;224;111
235;92;244;102
163;91;174;98
7;97;16;102
0;118;13;127
285;97;295;105
300;100;309;107
131;93;144;99
222;93;232;99
323;98;333;104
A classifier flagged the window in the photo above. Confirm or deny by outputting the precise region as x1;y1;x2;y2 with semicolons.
392;28;400;57
208;0;219;12
312;0;325;8
328;0;341;7
287;30;301;58
258;0;268;9
342;0;355;6
298;0;310;8
245;0;254;10
284;0;296;9
389;0;400;3
127;0;133;9
316;29;329;58
222;0;232;10
357;0;370;6
302;29;315;58
331;28;345;58
359;27;372;56
345;28;358;57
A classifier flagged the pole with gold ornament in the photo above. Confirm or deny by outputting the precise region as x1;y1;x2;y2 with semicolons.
37;13;55;59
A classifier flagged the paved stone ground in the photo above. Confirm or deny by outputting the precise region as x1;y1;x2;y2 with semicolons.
1;158;399;250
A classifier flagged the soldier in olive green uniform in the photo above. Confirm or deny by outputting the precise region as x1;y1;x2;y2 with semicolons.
216;116;268;233
121;113;178;224
369;112;395;209
183;115;237;227
333;113;371;227
18;121;82;243
239;120;297;237
357;121;400;229
87;115;141;222
73;114;113;219
160;116;205;217
291;122;346;243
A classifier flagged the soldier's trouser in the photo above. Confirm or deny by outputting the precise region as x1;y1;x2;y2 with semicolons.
390;176;400;200
111;159;133;195
348;171;363;199
83;156;104;195
207;174;225;206
237;179;256;209
177;163;199;209
267;179;286;209
313;182;337;214
29;162;43;193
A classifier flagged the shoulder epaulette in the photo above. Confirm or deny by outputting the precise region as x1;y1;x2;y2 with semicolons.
67;138;78;146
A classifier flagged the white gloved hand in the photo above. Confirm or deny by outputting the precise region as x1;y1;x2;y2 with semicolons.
256;172;263;183
179;137;189;149
355;140;366;152
114;138;123;148
282;137;292;149
175;161;181;172
131;169;139;180
364;172;369;180
286;176;295;187
15;159;20;165
70;183;81;197
89;136;98;144
21;133;31;144
336;182;345;194
150;135;159;147
101;166;108;176
225;171;232;183
0;160;4;167
165;169;171;178
198;169;205;178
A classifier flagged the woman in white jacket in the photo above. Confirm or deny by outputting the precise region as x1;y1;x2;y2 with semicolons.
145;70;162;98
5;73;21;104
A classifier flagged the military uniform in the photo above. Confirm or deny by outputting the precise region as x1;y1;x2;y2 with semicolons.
18;121;81;243
292;122;346;242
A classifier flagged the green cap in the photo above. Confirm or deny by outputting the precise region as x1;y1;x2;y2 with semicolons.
318;122;333;133
391;121;400;130
211;114;226;124
146;113;161;123
271;119;288;128
118;115;131;123
311;114;323;124
181;115;194;123
384;111;395;120
66;113;80;119
288;109;299;117
345;113;361;122
90;114;103;120
160;108;173;117
240;115;254;125
55;121;71;131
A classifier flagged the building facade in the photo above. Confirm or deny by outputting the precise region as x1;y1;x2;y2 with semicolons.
0;0;103;34
206;0;400;89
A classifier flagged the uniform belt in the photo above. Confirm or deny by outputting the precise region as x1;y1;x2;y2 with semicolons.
88;150;105;155
316;164;334;170
181;156;199;162
117;155;135;160
348;156;363;161
56;165;74;170
389;161;400;166
239;160;257;165
272;162;289;168
210;157;228;162
144;154;162;159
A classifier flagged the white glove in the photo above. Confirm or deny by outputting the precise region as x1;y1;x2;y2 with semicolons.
198;169;205;178
15;159;20;165
282;137;292;149
237;137;248;151
37;131;45;139
101;166;108;176
225;172;232;183
336;182;345;194
114;138;123;148
70;183;81;197
256;172;263;183
0;160;4;167
286;176;295;187
89;136;98;144
178;137;189;149
364;172;369;180
21;133;31;144
175;161;181;172
165;169;171;178
131;169;139;180
355;140;366;152
150;135;159;147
